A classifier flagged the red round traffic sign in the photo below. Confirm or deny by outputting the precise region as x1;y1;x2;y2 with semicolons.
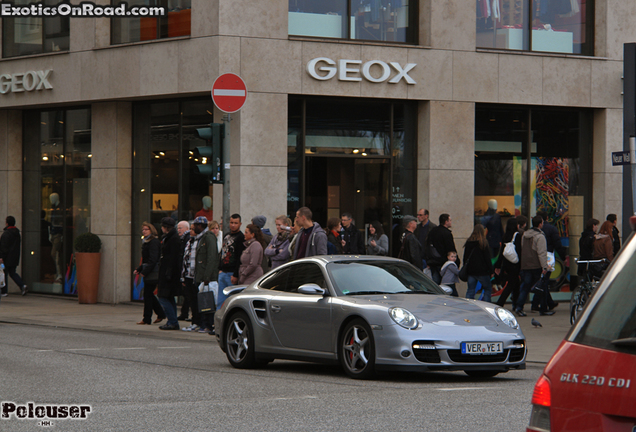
211;73;247;113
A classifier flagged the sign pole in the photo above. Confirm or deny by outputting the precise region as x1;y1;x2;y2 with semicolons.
631;137;636;215
222;113;231;236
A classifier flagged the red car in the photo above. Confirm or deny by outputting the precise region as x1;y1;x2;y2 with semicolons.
527;218;636;432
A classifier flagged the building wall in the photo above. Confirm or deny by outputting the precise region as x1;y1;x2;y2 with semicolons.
0;0;630;301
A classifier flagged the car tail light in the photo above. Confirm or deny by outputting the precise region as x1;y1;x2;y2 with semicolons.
528;375;551;431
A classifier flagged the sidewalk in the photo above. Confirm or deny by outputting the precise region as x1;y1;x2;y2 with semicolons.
0;293;570;364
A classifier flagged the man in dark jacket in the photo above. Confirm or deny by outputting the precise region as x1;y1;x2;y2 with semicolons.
414;209;436;268
0;216;27;296
157;217;182;330
217;214;245;308
607;214;621;255
340;212;365;254
426;213;458;284
399;216;423;270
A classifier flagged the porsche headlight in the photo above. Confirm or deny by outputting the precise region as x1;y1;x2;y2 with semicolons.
389;307;418;330
496;307;519;329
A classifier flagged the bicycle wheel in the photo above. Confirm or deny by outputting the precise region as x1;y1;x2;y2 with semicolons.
570;285;590;324
569;288;580;325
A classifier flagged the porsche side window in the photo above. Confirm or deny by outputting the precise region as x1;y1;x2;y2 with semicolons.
287;264;327;292
259;268;290;292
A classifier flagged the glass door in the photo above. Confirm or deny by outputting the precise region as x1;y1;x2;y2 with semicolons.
304;156;391;251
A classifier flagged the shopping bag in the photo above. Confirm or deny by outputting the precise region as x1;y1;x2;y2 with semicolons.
546;251;555;271
198;282;219;314
0;269;5;288
531;275;548;294
423;267;433;280
502;232;519;264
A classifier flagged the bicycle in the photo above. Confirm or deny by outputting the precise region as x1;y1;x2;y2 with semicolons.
570;258;607;324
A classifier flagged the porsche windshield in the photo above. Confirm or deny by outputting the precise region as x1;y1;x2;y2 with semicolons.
327;261;446;296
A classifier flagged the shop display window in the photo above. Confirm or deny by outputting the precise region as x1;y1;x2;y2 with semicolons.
22;108;92;295
111;0;191;45
288;96;417;256
289;0;417;44
476;0;593;55
132;98;216;300
2;0;69;58
475;105;593;293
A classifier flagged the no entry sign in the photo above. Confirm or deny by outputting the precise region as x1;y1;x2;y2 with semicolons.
211;73;247;113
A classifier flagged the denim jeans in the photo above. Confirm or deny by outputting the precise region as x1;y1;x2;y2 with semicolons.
515;268;542;312
157;296;178;326
217;271;233;310
466;275;492;303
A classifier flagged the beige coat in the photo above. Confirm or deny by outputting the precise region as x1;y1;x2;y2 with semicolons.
238;239;264;285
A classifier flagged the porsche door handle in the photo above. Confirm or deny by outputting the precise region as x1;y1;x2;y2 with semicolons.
270;305;281;313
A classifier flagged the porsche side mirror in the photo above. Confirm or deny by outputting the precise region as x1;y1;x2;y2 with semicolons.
298;284;326;295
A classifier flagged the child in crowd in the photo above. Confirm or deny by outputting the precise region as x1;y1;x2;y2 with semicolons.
440;251;459;297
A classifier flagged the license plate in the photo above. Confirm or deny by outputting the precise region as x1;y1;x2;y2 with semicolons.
461;342;503;355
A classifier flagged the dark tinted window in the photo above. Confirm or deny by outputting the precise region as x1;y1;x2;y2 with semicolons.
259;267;291;292
327;260;445;296
573;235;636;355
288;263;327;291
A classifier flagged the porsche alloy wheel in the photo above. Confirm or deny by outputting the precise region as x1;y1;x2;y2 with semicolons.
225;312;257;369
340;319;375;379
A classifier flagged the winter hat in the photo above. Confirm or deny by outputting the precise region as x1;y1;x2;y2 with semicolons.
161;217;176;228
252;215;266;229
193;216;208;225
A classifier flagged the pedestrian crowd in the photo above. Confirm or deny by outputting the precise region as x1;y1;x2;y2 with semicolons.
2;202;622;329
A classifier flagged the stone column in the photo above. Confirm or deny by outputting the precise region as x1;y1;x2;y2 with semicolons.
91;102;132;304
417;100;475;254
230;92;288;230
593;108;623;231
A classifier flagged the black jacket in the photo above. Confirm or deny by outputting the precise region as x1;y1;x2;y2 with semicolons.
158;228;181;297
0;226;21;267
426;225;457;267
612;226;621;255
463;241;493;276
414;221;436;251
400;231;423;270
341;224;365;254
136;237;161;280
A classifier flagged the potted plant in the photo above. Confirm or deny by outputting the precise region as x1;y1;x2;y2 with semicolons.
73;232;102;304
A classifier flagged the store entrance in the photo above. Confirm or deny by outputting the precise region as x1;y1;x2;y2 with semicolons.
304;156;392;253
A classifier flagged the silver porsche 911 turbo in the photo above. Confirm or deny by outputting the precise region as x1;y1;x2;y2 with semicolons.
214;256;526;379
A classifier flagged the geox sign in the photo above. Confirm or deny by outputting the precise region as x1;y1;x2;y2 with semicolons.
0;70;53;94
307;58;416;84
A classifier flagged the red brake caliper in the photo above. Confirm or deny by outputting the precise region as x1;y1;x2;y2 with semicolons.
349;336;354;361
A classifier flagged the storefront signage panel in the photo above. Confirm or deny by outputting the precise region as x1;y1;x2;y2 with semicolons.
307;58;416;84
0;70;53;94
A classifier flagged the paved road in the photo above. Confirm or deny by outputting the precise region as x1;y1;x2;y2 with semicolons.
2;324;539;431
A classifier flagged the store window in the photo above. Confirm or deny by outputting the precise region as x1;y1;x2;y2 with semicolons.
132;98;216;299
289;0;418;44
476;0;594;55
22;108;92;295
288;96;417;256
111;0;191;44
474;105;593;292
2;0;69;58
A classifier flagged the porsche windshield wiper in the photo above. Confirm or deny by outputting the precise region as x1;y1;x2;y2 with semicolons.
395;290;433;294
611;337;636;347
